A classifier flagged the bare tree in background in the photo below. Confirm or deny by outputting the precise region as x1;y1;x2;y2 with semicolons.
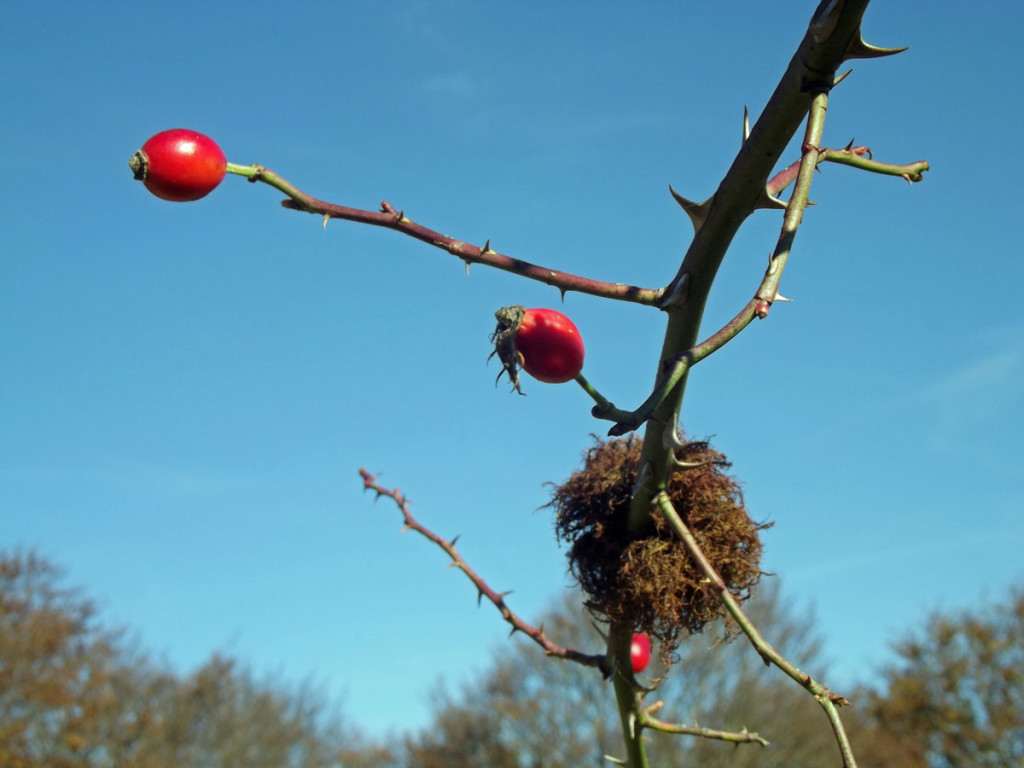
0;550;392;768
850;587;1024;768
404;580;840;767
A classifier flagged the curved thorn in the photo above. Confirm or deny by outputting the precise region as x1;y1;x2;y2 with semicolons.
846;26;908;60
631;461;652;499
742;105;750;142
754;188;788;211
662;420;688;451
670;454;714;469
322;214;330;230
669;186;713;232
659;271;690;309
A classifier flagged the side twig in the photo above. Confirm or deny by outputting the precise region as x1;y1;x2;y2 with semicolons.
654;490;859;768
224;162;662;306
358;469;607;672
586;135;926;435
638;703;770;747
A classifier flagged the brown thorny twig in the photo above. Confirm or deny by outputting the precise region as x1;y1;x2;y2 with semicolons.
358;469;771;750
358;469;605;670
223;5;931;765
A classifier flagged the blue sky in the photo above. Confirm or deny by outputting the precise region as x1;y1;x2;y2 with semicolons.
3;0;1022;738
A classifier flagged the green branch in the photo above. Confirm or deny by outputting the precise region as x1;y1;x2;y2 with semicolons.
654;491;859;767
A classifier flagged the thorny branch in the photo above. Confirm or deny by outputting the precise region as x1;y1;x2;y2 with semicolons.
638;702;770;747
653;489;859;767
224;162;662;306
584;140;927;436
358;469;607;672
334;3;927;766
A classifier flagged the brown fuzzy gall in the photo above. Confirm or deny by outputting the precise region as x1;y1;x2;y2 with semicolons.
550;435;768;654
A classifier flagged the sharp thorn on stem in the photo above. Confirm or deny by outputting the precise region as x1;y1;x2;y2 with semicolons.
755;189;788;211
845;25;909;60
604;656;618;681
659;271;690;309
669;186;713;232
670;454;714;469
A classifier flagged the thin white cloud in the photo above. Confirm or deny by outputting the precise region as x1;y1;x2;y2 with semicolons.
922;346;1022;401
910;332;1024;454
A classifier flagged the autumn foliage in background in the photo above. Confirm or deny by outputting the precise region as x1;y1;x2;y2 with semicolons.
2;549;1020;767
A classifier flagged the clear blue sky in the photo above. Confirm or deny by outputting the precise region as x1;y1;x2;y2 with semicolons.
4;0;1022;738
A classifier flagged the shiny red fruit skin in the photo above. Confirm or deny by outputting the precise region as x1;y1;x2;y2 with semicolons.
515;308;585;383
630;633;651;674
133;129;226;202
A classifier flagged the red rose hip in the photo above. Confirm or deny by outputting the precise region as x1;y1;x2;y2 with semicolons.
129;129;227;202
490;305;585;393
630;633;652;674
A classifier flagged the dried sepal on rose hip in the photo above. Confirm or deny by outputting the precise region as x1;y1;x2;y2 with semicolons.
129;129;227;202
490;305;585;394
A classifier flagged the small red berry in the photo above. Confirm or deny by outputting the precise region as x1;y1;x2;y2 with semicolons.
129;129;227;202
490;305;585;393
630;633;652;674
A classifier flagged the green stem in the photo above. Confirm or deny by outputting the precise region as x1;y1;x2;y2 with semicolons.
821;149;929;181
654;490;859;767
756;87;830;312
637;711;769;746
610;3;884;764
609;623;650;768
574;373;612;411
